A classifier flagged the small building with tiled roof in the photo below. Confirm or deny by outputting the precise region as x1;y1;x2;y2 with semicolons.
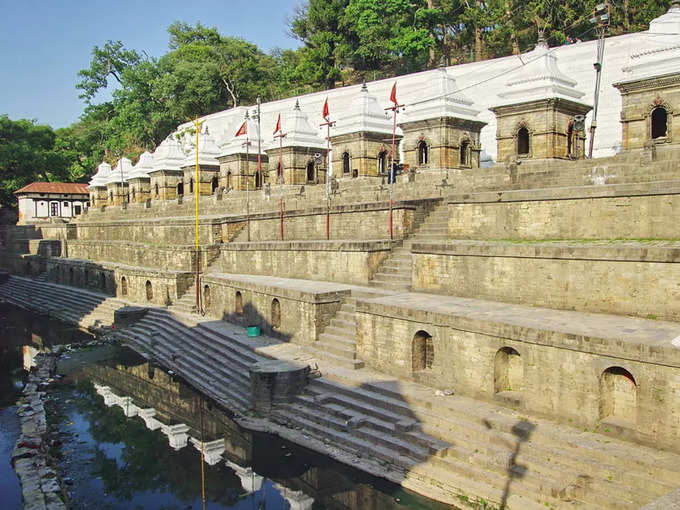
14;182;89;224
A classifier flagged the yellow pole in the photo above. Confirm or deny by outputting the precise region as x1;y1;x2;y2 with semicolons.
195;117;200;312
195;116;200;251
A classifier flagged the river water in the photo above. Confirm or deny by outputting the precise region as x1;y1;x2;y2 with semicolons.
0;301;454;510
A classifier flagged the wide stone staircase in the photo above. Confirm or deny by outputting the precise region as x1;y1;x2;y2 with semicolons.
0;275;124;329
369;200;449;292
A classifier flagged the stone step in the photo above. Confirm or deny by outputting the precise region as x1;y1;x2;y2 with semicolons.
323;325;356;338
370;273;410;283
275;409;568;509
304;346;365;370
353;379;680;490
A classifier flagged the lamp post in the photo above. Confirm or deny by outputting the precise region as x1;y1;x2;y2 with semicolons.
588;1;610;159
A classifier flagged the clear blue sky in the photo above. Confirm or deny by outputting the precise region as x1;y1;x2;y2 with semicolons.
0;0;301;128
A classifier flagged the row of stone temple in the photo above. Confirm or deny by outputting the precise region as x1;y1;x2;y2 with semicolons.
87;23;680;207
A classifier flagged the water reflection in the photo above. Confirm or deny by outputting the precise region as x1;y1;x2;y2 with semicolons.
54;346;452;510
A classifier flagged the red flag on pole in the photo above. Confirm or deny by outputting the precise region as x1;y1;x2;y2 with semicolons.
390;82;397;105
235;121;247;137
273;114;281;135
322;97;329;120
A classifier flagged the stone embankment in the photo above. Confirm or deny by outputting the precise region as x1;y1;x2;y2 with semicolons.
11;353;68;510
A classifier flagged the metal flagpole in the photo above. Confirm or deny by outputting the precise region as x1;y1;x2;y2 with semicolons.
256;98;262;190
245;127;251;242
320;99;334;240
385;83;403;240
273;115;286;241
194;117;201;311
588;1;610;159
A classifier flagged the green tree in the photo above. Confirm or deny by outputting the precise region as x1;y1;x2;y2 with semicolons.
289;0;349;89
0;115;74;208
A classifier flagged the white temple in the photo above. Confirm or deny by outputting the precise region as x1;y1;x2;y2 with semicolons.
89;6;680;186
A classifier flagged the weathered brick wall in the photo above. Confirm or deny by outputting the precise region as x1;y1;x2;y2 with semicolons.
412;241;680;321
447;184;680;240
355;302;680;452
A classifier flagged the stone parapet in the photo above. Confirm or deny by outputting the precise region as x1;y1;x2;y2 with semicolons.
66;240;198;271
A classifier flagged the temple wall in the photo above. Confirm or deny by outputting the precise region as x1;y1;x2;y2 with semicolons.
411;242;680;321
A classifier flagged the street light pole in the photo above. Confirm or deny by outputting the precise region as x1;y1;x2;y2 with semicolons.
588;1;610;159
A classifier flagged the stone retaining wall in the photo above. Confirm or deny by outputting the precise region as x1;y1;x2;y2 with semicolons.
44;258;193;306
448;182;680;240
66;241;197;272
355;297;680;452
412;241;680;321
213;241;392;285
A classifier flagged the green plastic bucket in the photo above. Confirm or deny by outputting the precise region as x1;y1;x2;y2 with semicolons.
246;326;261;337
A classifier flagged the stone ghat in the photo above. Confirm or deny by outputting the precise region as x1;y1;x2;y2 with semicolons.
201;273;352;345
4;275;680;508
43;258;193;307
447;180;680;241
411;240;680;321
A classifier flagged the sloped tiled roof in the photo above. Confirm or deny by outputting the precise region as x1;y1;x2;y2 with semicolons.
14;182;89;195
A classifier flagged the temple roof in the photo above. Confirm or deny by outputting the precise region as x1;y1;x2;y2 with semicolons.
619;2;680;83
106;157;133;185
88;161;112;188
151;136;186;172
218;113;267;157
649;0;680;34
129;151;154;179
269;101;326;150
333;83;394;137
182;130;221;167
496;36;589;106
401;67;481;124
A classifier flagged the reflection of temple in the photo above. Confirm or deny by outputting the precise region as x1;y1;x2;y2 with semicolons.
86;350;442;510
